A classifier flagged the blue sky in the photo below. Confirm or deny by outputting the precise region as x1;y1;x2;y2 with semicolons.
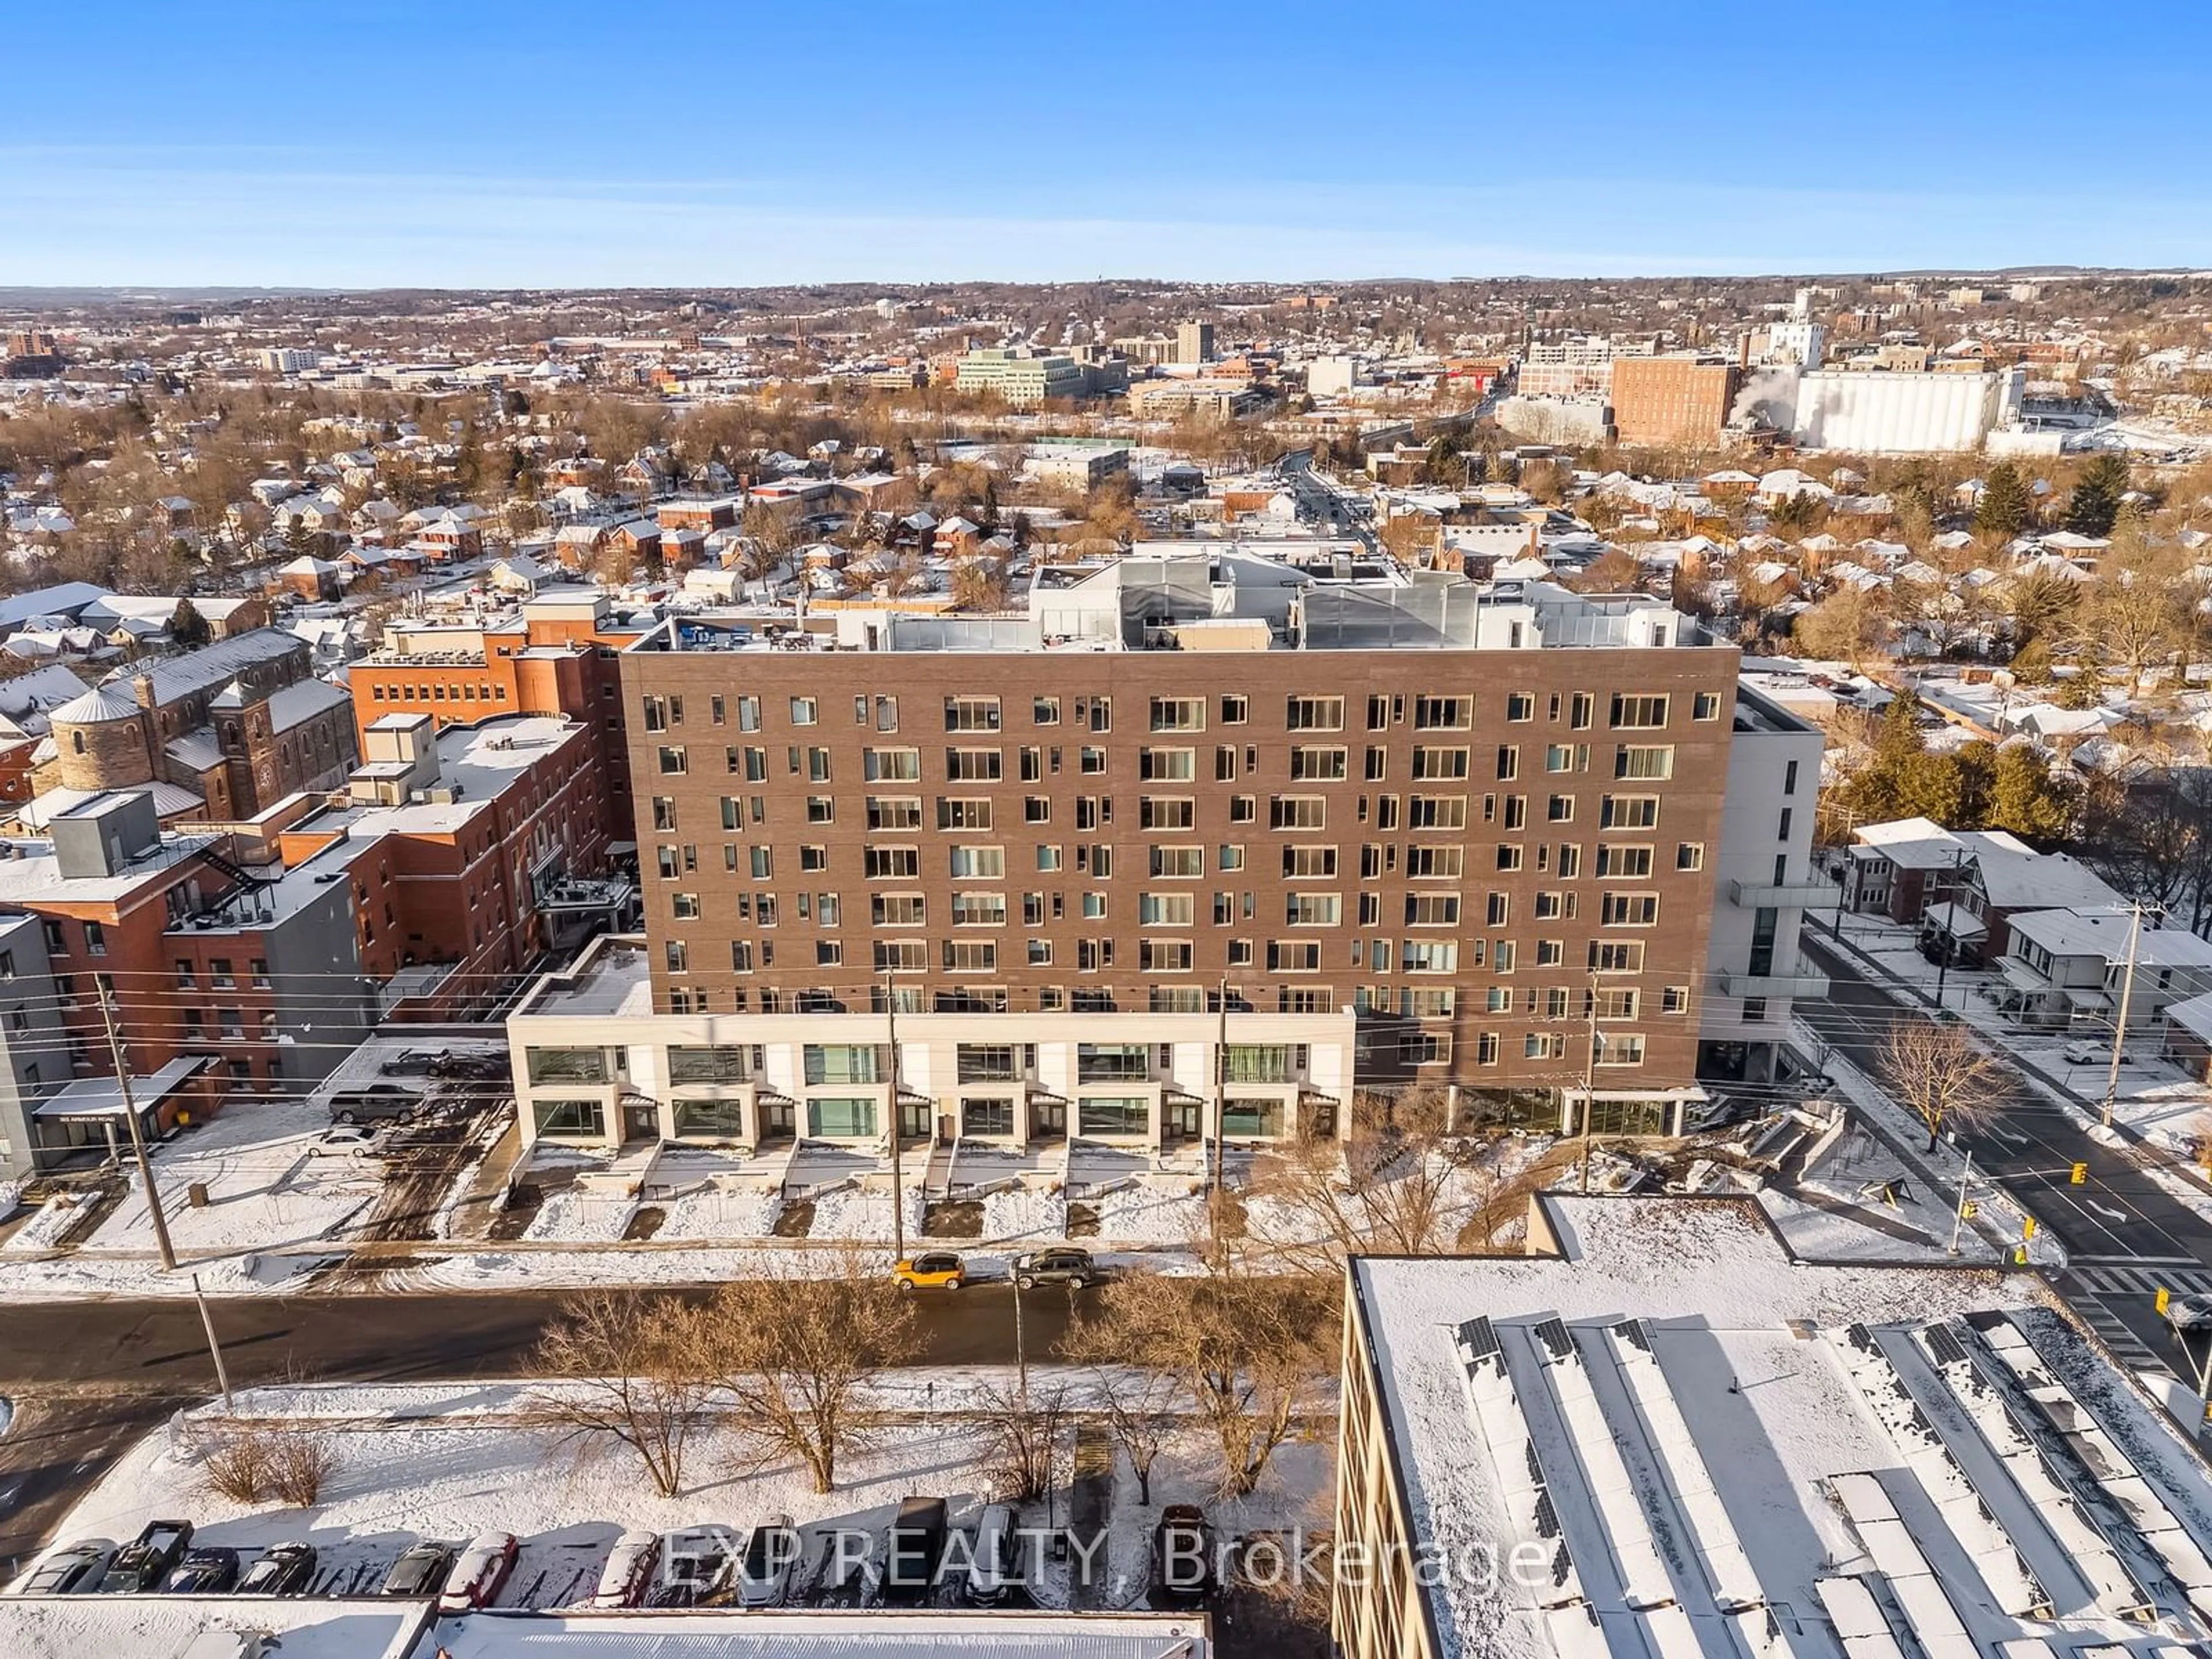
5;1;2210;287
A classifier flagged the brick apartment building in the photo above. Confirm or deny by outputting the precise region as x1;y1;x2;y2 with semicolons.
277;711;631;1018
346;589;648;839
0;789;376;1160
1609;354;1744;449
569;557;1744;1147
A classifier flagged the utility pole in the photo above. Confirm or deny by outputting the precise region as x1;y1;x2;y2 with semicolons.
1013;1272;1028;1406
1931;846;1965;1012
1946;1146;1975;1257
100;996;175;1271
1578;971;1600;1196
884;972;905;1266
192;1272;234;1411
2101;902;2143;1130
1210;976;1228;1203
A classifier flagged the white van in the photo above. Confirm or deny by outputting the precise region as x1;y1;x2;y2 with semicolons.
965;1503;1021;1604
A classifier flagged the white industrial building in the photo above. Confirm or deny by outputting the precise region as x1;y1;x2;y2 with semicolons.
1787;366;2026;453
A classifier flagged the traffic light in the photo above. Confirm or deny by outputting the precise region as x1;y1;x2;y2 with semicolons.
2022;1217;2038;1240
2013;1244;2029;1265
1961;1199;1980;1221
2157;1287;2172;1316
2070;1162;2088;1185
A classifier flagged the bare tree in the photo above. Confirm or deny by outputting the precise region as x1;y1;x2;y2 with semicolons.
1877;1019;2009;1152
528;1292;713;1499
1094;1368;1180;1506
1074;1265;1335;1498
1259;1089;1467;1267
975;1380;1070;1504
694;1255;922;1494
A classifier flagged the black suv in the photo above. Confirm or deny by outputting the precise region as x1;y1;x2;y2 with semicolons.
95;1521;194;1593
1013;1248;1097;1290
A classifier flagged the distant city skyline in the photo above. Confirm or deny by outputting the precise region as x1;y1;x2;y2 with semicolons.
7;1;2211;287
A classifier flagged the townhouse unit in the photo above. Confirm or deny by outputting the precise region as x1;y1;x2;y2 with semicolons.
1995;907;2212;1033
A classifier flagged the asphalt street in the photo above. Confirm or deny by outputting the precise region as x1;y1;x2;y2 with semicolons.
1802;933;2212;1387
0;1283;1087;1574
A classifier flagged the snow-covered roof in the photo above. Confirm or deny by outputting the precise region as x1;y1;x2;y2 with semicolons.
49;683;141;726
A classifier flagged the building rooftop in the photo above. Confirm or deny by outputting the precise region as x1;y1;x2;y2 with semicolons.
415;1609;1210;1658
513;932;654;1019
97;626;303;707
1347;1196;2207;1659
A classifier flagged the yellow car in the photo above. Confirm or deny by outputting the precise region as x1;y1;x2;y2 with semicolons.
892;1251;968;1291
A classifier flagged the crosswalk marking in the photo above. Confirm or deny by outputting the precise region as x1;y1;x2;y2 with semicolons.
2067;1300;2163;1366
2063;1264;2212;1297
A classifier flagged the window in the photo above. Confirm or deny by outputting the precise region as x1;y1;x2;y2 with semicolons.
943;940;999;972
1592;941;1646;973
1141;747;1197;782
1570;692;1594;730
1286;893;1341;926
874;939;927;972
1411;746;1469;781
808;1097;878;1138
1078;1097;1150;1137
1285;696;1344;732
1270;796;1325;830
865;747;921;781
1615;745;1674;781
944;696;1002;732
1601;794;1660;829
807;796;835;824
1140;892;1196;926
657;745;688;774
946;747;1002;781
1407;794;1467;829
805;1044;882;1085
949;845;1005;878
1609;694;1670;729
950;892;1006;926
963;1098;1016;1137
1596;1034;1647;1068
873;893;926;926
1149;696;1205;732
1220;694;1248;724
1080;747;1108;774
1694;691;1722;721
866;846;919;878
1218;843;1245;870
1404;844;1463;878
1404;894;1460;926
1778;807;1794;841
867;796;923;831
209;957;236;989
1676;842;1705;871
1495;745;1518;781
1032;696;1060;725
1525;1033;1566;1060
1505;692;1535;722
938;797;994;830
1545;744;1587;774
1036;843;1063;872
1662;984;1691;1014
1601;892;1661;926
1290;745;1347;781
875;695;899;730
652;796;679;831
1282;845;1337;878
1267;940;1323;972
175;960;195;989
1486;893;1510;926
1596;844;1654;878
532;1099;607;1140
1149;845;1203;878
1229;794;1256;823
1141;940;1194;972
816;940;843;967
1495;844;1524;872
83;921;107;957
665;940;689;972
1477;1033;1501;1066
671;892;701;920
1413;695;1471;729
789;696;818;726
527;1046;609;1085
1536;939;1564;966
1783;758;1800;796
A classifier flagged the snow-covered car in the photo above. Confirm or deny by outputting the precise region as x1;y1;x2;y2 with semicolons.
734;1516;797;1609
651;1527;733;1607
438;1533;519;1613
164;1547;240;1594
379;1541;456;1599
2163;1291;2212;1337
308;1124;379;1157
2062;1041;2133;1066
589;1531;661;1609
236;1542;317;1596
14;1539;112;1596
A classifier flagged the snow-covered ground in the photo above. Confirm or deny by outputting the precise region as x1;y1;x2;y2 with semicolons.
653;1183;785;1240
809;1181;926;1243
520;1187;637;1243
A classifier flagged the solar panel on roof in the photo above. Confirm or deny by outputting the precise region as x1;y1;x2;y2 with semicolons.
1531;1316;1573;1361
1921;1324;1971;1368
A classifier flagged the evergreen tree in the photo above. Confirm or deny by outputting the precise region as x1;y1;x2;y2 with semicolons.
2063;453;2130;537
1985;745;2074;840
2054;668;2105;710
1974;462;2031;537
168;597;211;647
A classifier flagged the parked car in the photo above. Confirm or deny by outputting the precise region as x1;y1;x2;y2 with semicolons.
235;1542;317;1596
428;1051;507;1080
964;1503;1021;1604
884;1495;948;1603
1151;1505;1218;1603
734;1514;797;1608
651;1527;733;1607
164;1547;241;1594
892;1251;967;1292
308;1124;380;1157
379;1541;457;1599
2163;1290;2212;1337
330;1084;422;1124
2063;1041;2134;1066
14;1540;112;1596
1013;1248;1096;1291
438;1533;519;1613
94;1521;194;1593
588;1531;661;1609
